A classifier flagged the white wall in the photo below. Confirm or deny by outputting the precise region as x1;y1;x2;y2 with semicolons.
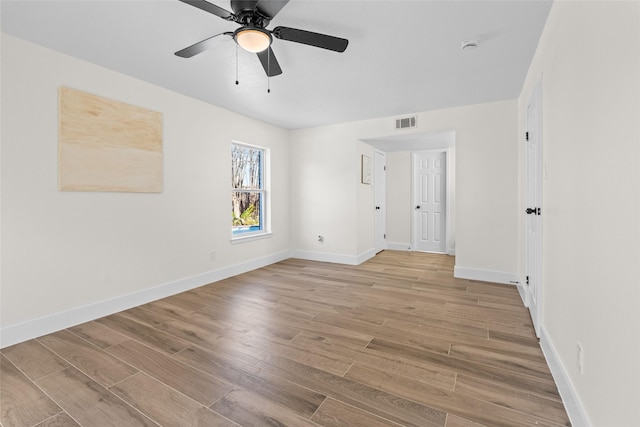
290;100;519;281
1;35;291;346
287;123;358;264
518;2;640;425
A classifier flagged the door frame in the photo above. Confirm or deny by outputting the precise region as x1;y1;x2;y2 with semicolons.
374;150;387;253
525;76;544;337
411;149;451;254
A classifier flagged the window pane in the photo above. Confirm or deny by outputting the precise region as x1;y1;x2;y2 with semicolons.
232;191;263;235
232;145;262;190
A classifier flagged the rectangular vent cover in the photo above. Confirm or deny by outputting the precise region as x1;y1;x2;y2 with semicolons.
395;116;417;129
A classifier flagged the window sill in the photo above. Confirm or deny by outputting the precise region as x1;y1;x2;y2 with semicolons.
231;231;273;244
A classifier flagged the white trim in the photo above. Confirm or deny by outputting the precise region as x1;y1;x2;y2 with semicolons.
0;251;291;348
453;265;519;285
356;249;377;265
291;249;376;266
387;242;412;251
231;231;273;244
382;243;456;256
445;147;454;259
517;280;528;307
540;327;591;427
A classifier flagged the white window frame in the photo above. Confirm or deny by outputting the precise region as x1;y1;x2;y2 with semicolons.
231;141;271;242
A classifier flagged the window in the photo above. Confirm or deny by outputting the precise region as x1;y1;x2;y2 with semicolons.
231;143;268;238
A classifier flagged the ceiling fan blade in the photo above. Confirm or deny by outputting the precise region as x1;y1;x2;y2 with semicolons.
175;32;232;58
272;26;348;52
178;0;234;20
256;0;289;19
257;47;283;77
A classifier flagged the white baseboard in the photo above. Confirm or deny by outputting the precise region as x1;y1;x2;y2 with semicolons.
0;250;291;348
453;265;520;285
357;249;377;264
290;249;375;266
386;243;455;256
387;242;411;251
517;281;528;307
540;327;591;427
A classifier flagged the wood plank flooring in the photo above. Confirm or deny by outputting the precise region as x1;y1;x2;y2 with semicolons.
0;251;571;426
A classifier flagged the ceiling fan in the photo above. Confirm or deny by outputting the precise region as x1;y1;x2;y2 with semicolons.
175;0;349;77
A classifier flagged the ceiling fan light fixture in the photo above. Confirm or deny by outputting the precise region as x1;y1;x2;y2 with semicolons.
235;28;272;53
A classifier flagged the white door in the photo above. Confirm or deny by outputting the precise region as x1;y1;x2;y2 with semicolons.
413;151;446;253
526;78;543;337
374;151;387;253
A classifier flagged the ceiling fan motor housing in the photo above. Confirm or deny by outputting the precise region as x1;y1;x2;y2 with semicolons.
231;0;262;14
234;9;271;28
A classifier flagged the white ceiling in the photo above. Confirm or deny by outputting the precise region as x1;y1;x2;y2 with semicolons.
1;0;552;130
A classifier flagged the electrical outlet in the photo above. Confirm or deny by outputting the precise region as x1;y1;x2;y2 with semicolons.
210;250;216;261
577;342;584;374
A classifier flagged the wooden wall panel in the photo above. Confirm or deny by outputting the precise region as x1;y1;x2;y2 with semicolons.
58;87;163;193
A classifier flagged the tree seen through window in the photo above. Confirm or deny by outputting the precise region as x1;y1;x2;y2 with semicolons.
232;143;265;235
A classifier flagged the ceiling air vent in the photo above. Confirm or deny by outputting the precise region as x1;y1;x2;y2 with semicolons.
395;116;417;130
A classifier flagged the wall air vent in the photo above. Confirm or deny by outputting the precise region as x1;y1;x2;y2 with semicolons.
395;116;417;130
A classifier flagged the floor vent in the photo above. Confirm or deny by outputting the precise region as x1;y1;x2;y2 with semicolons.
395;116;417;129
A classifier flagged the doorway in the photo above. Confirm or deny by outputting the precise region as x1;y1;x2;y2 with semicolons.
361;130;455;255
412;150;447;253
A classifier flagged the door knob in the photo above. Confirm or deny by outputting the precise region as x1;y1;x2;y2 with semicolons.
415;205;421;209
526;207;541;215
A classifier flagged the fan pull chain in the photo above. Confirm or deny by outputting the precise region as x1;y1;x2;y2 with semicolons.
235;44;239;85
267;48;271;94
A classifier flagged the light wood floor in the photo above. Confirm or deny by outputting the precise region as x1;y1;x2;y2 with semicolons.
1;251;570;427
